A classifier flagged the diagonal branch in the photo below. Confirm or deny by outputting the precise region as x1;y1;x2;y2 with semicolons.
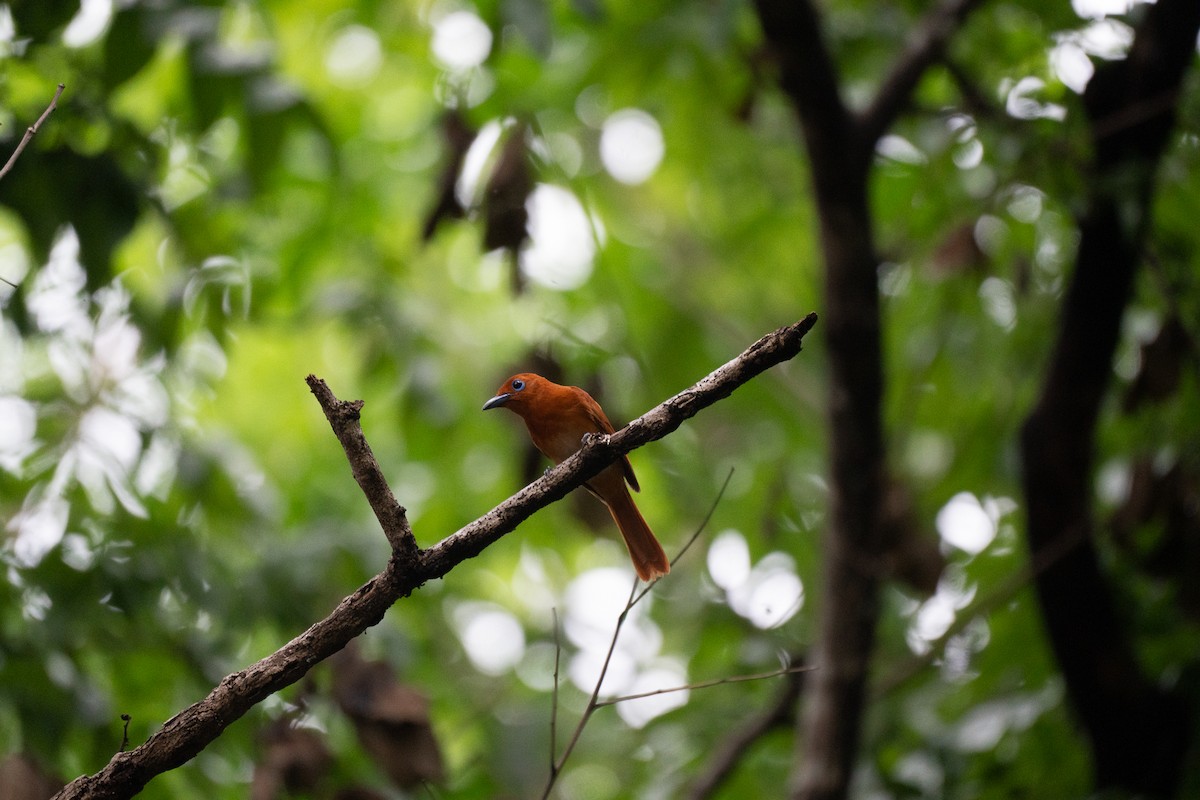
685;660;806;800
53;313;818;800
306;380;420;561
418;313;819;579
857;0;987;147
0;83;64;182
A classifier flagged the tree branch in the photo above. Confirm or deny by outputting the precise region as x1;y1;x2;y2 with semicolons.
53;313;818;800
594;664;810;708
418;313;819;580
305;379;420;562
857;0;987;147
754;0;864;184
684;659;806;800
0;83;64;182
543;469;732;797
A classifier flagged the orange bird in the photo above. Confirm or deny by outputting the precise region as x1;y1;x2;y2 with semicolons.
482;373;670;581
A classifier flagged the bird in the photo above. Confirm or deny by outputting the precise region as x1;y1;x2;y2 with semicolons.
482;373;670;581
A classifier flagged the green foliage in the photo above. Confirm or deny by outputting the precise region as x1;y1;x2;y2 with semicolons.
1;0;1198;798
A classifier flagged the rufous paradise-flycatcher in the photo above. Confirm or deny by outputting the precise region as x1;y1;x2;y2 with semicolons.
482;373;670;581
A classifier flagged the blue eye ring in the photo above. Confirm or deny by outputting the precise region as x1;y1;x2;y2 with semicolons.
511;379;525;391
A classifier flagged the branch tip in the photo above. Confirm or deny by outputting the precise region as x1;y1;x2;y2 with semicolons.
0;83;65;182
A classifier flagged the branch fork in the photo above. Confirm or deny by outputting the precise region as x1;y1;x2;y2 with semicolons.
54;313;818;799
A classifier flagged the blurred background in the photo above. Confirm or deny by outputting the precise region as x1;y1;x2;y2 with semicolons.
1;0;1197;798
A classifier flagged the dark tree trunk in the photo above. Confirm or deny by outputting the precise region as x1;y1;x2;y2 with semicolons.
1019;0;1200;794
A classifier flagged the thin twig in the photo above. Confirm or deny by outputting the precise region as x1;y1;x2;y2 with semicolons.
550;607;561;777
119;715;131;754
594;664;813;708
542;471;735;798
0;83;64;181
685;659;807;800
541;580;637;800
631;468;734;607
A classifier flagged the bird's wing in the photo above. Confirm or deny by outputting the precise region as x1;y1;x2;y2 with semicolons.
574;387;641;493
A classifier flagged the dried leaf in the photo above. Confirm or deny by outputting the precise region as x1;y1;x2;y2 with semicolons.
332;647;445;790
1122;315;1195;412
250;719;332;800
483;124;534;293
881;478;945;596
482;123;533;255
421;110;476;242
929;221;987;277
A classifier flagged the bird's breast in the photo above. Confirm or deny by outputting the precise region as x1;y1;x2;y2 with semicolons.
528;424;588;464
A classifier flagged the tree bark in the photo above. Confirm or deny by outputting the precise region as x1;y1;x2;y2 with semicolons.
755;10;883;796
753;1;982;796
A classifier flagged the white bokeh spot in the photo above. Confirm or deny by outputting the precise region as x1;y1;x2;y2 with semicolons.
615;661;689;728
709;531;805;630
707;529;752;591
431;10;493;71
453;602;526;675
600;109;664;185
521;184;597;290
62;0;112;48
325;25;383;84
935;492;1016;555
0;396;37;474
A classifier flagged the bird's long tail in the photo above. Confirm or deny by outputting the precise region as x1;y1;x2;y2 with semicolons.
606;488;670;582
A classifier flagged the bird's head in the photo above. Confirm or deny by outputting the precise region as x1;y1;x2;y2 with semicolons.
481;373;547;416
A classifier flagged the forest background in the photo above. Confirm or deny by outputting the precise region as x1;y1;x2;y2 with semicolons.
2;0;1199;798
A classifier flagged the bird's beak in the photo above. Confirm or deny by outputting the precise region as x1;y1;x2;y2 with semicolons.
482;393;511;411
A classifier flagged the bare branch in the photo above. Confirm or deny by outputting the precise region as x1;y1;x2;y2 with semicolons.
857;0;987;148
873;522;1089;699
542;468;736;798
594;664;812;708
631;467;734;607
0;83;64;182
685;661;806;800
541;580;637;800
549;608;561;777
305;377;419;561
54;314;818;800
418;313;818;579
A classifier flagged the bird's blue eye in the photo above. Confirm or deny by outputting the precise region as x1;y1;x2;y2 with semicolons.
511;379;525;391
